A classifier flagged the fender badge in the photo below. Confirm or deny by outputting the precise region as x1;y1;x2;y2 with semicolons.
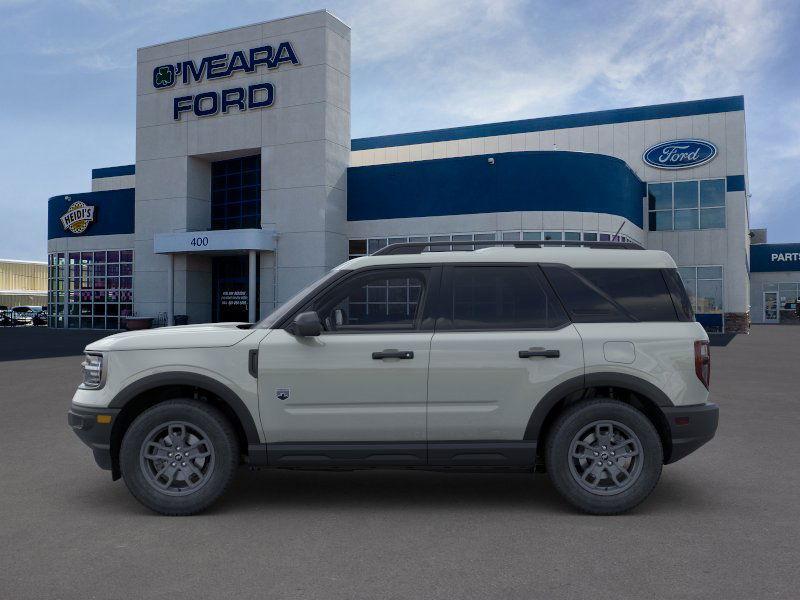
276;388;291;401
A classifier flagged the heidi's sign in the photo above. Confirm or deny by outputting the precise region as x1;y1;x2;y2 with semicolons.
60;199;95;234
643;140;717;170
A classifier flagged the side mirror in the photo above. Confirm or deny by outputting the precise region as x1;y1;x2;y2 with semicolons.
290;311;322;337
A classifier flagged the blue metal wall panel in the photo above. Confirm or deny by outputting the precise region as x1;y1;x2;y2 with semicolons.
347;151;646;226
352;96;745;151
48;189;135;239
750;243;800;272
91;165;135;179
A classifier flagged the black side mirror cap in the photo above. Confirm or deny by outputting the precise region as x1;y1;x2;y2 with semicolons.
290;311;322;337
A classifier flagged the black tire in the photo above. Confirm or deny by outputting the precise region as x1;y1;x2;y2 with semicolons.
545;399;663;515
120;399;239;515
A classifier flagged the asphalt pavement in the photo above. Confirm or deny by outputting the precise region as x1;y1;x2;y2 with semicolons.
0;325;798;599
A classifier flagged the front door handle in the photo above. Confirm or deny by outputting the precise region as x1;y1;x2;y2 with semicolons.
519;347;560;359
372;349;414;360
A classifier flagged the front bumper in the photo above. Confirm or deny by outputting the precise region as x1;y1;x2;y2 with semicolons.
68;404;121;471
662;402;719;464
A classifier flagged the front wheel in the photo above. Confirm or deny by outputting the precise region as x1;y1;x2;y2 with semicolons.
120;400;239;515
545;399;663;515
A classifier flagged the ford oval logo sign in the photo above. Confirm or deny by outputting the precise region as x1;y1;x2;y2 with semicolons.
643;139;717;170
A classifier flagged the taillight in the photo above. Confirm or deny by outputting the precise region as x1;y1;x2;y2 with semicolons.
694;340;710;389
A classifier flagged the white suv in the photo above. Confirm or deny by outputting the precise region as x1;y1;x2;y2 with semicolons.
68;242;718;515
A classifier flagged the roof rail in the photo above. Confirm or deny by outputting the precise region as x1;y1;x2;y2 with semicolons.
372;240;645;255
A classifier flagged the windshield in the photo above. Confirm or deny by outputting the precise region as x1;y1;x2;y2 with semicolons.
256;269;341;329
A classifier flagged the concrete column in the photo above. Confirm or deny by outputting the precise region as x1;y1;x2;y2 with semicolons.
248;250;256;323
166;254;174;326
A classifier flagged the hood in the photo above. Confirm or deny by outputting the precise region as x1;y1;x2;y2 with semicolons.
85;322;257;352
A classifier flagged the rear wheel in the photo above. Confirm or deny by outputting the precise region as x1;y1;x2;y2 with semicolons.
545;399;663;515
120;400;239;515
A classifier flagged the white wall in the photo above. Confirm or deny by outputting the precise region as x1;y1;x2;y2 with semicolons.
134;10;351;322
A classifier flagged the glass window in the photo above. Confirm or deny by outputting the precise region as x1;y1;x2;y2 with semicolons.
647;183;672;210
544;231;562;241
542;266;629;322
674;209;699;230
700;179;726;207
699;207;725;229
564;231;581;241
348;239;367;259
673;181;698;209
211;155;261;230
47;250;134;330
429;235;450;251
649;211;673;231
577;269;678;321
315;270;427;331
697;266;723;279
367;238;387;254
582;232;598;241
451;234;473;251
522;231;542;241
447;266;567;330
474;233;495;249
696;279;724;313
502;231;521;241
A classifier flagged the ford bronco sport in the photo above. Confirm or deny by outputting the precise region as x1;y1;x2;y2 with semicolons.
68;241;718;515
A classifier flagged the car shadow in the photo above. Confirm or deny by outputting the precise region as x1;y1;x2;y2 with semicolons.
69;467;716;518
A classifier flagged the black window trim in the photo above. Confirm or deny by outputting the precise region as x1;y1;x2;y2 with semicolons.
281;264;442;334
435;263;572;333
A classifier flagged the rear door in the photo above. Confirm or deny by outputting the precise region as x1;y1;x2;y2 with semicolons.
426;264;584;465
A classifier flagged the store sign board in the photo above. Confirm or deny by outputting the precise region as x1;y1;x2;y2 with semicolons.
60;199;95;235
151;41;300;121
643;140;717;170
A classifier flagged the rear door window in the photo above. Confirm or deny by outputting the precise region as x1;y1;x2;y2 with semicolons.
441;266;568;330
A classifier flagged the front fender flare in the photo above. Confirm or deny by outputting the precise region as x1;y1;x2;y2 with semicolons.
108;371;261;445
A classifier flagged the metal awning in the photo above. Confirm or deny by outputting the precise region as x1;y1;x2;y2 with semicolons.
153;228;276;254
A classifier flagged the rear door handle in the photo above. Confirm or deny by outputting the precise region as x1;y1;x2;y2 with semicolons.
519;347;560;358
372;349;414;360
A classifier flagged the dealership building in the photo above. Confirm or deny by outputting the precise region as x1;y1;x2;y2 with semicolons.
46;10;800;332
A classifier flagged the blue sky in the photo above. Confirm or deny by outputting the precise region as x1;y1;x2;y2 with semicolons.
1;0;798;261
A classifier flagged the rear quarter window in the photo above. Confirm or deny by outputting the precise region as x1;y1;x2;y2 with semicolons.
576;268;679;322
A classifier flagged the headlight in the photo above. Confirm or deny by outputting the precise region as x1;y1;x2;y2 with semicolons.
81;353;104;389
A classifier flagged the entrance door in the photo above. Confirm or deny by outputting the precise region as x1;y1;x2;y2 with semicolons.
257;266;438;465
212;256;253;322
764;291;779;323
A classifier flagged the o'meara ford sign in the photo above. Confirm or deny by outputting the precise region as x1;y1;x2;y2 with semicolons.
643;139;717;170
152;41;300;121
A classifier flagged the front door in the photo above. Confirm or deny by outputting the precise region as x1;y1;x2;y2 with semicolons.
426;265;584;465
257;266;438;465
764;291;779;323
212;256;253;322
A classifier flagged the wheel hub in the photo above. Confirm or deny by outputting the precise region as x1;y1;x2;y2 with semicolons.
568;420;644;496
139;421;216;497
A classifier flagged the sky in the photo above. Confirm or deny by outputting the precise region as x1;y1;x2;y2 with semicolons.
1;0;799;261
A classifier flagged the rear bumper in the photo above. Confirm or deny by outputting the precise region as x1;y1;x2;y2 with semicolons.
662;402;719;464
68;404;121;471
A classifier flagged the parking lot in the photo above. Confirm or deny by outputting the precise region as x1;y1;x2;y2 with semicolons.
0;326;798;599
